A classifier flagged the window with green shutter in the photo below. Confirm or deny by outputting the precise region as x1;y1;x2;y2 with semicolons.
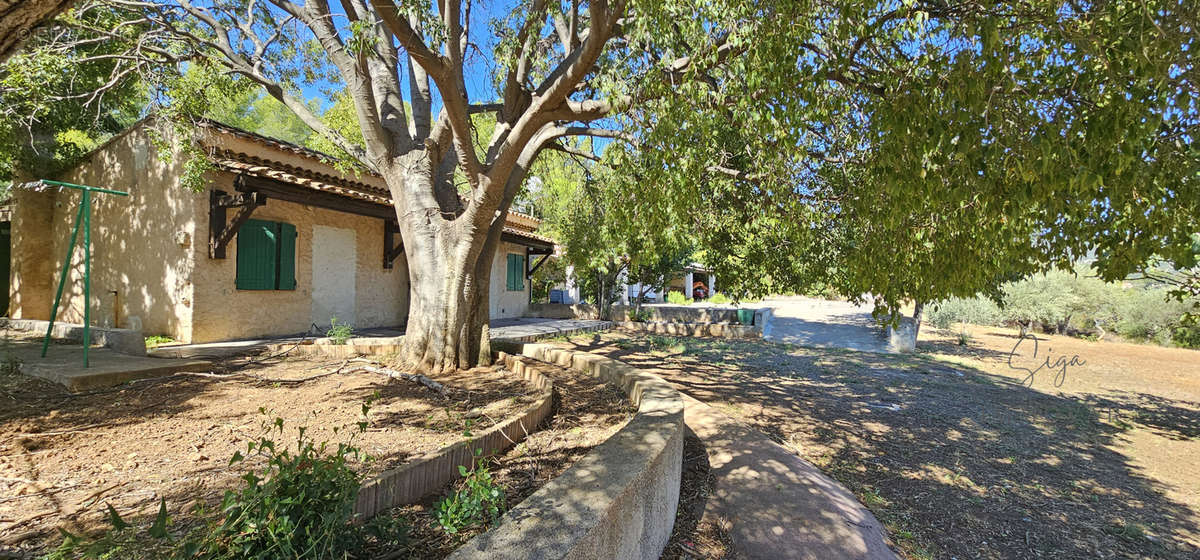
236;219;297;291
506;253;525;291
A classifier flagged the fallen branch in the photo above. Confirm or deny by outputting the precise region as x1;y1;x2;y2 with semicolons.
245;359;351;385
75;481;127;509
350;365;446;397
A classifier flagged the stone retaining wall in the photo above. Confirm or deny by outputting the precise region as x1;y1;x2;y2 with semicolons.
527;303;770;327
616;320;761;339
450;344;684;560
353;353;555;518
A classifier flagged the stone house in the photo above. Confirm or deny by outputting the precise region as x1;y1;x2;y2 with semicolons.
6;118;554;343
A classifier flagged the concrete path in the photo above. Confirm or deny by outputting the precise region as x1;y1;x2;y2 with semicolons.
683;395;898;559
762;296;889;353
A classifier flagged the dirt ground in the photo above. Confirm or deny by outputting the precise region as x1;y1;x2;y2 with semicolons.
554;329;1200;560
0;350;540;554
374;355;637;559
660;431;735;560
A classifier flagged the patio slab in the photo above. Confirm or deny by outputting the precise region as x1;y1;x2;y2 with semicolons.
12;341;212;392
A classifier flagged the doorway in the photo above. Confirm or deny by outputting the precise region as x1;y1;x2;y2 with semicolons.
311;225;356;329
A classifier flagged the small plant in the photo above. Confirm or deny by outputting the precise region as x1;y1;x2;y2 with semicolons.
627;308;652;322
327;316;354;345
144;334;175;348
50;401;408;559
708;292;732;305
666;291;692;305
433;453;506;535
47;498;176;560
955;327;973;346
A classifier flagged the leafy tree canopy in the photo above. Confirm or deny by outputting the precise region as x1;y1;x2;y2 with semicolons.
5;0;1196;355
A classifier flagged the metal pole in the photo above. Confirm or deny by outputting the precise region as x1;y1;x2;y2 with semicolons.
82;189;91;368
41;201;86;358
37;179;127;366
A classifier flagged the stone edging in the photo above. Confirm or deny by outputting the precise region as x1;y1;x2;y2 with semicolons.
352;353;555;519
449;343;684;560
615;320;762;339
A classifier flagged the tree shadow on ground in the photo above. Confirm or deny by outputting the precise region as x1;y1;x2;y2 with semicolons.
557;332;1200;560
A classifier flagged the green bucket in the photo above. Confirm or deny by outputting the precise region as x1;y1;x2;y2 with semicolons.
736;309;755;325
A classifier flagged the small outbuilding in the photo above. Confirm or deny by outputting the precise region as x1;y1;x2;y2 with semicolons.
7;118;554;343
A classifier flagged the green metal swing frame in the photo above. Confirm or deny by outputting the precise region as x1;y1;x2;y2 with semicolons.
38;179;129;368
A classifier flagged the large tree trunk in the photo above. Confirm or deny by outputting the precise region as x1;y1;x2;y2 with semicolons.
400;232;495;373
0;0;74;62
912;300;925;340
384;158;504;374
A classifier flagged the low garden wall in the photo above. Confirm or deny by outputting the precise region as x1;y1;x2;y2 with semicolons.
528;303;771;326
527;304;775;339
353;352;556;518
450;343;684;560
616;320;760;339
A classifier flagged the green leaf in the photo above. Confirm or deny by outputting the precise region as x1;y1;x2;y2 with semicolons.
148;497;170;538
106;503;129;530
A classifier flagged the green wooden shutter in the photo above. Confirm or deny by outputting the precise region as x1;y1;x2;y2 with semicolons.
236;219;277;290
277;222;297;290
507;254;525;291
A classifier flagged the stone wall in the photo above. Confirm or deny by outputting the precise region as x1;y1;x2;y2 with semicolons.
450;344;683;560
528;303;771;328
190;171;409;343
10;125;198;342
489;242;532;320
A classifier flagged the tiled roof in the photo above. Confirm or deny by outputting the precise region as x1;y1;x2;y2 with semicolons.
198;120;550;244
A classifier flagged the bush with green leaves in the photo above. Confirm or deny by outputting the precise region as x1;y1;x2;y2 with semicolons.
926;297;1002;330
48;405;408;560
924;267;1199;348
708;292;732;305
433;455;506;535
627;308;652;322
327;317;354;345
666;291;692;305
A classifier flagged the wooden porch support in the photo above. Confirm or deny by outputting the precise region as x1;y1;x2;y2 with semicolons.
383;219;404;269
209;188;265;259
526;249;552;279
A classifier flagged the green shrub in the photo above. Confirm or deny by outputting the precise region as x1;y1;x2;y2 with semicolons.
1173;315;1200;348
709;292;732;304
928;267;1198;347
186;408;404;559
1001;272;1078;332
627;308;652;322
327;317;354;345
144;335;175;348
926;297;1002;330
1112;289;1190;344
433;455;505;535
50;404;408;560
666;291;692;305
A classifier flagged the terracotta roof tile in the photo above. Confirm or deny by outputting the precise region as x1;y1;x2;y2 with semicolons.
200;121;551;245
